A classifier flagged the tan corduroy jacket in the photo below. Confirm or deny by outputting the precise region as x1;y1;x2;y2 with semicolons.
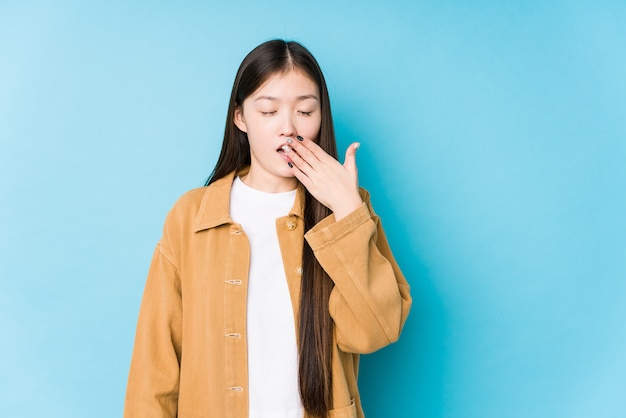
124;169;412;418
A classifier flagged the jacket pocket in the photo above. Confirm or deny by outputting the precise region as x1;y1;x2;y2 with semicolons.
328;399;357;418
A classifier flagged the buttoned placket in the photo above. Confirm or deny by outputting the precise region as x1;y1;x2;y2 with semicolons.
223;223;250;417
275;214;305;338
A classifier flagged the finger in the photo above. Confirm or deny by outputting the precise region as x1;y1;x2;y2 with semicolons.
291;135;330;162
285;145;314;175
343;142;360;173
287;159;315;190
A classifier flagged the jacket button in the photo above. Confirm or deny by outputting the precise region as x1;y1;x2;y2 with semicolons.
286;219;297;230
296;267;303;276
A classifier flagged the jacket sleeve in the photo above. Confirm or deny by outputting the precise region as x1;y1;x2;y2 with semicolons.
304;191;412;354
124;237;182;417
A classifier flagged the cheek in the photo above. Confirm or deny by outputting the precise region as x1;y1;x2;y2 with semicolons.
300;116;322;139
244;118;272;138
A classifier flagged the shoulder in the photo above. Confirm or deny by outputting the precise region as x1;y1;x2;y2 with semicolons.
169;187;208;216
166;175;234;233
159;187;209;240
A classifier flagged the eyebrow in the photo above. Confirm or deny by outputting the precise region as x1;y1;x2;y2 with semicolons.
254;95;319;102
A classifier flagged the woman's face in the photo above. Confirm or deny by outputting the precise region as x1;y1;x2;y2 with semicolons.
234;69;322;191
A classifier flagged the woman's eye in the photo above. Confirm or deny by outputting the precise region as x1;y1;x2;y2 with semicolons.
261;111;276;116
299;111;313;116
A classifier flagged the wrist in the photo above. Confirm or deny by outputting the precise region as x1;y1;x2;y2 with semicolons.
331;195;363;221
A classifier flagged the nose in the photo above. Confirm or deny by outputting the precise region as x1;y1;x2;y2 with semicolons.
279;113;297;138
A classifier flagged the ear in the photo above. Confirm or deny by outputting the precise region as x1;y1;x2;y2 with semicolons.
233;105;248;133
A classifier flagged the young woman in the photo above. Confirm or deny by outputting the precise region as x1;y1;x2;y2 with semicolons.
124;39;412;418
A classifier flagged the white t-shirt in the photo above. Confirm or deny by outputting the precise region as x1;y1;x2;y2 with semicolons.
229;177;304;418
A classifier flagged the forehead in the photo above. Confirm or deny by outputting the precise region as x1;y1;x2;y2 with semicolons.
250;69;319;100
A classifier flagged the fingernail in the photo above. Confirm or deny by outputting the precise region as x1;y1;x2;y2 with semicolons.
282;145;291;154
288;162;293;168
296;135;304;141
354;143;360;150
286;138;293;144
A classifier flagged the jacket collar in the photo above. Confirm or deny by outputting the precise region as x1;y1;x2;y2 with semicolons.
193;167;306;232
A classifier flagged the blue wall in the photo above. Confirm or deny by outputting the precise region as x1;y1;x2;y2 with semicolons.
1;1;625;417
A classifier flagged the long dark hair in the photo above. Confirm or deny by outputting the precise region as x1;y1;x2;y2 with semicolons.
205;39;337;417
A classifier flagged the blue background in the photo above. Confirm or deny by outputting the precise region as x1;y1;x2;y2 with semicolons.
1;1;625;417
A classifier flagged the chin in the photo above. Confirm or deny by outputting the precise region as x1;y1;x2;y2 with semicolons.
277;169;296;179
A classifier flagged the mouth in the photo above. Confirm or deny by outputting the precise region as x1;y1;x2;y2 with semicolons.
276;144;292;155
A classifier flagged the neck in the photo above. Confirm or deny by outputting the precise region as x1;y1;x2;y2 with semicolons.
240;168;298;193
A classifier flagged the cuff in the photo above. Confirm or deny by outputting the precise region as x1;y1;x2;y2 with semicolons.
305;203;371;250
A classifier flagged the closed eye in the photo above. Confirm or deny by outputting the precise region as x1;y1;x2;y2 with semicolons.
299;111;313;116
261;111;276;116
